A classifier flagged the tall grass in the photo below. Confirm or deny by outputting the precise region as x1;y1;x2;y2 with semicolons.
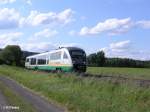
87;67;150;79
0;65;150;112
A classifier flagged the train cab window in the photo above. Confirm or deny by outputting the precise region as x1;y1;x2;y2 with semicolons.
69;50;86;62
63;52;68;59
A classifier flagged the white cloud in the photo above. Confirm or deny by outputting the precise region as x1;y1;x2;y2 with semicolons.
0;0;15;4
57;43;80;48
136;20;150;29
21;42;57;52
110;40;131;52
21;42;81;52
25;0;32;5
20;8;74;27
0;8;74;29
68;30;76;36
100;40;150;60
79;18;133;36
0;8;20;29
0;32;23;48
129;50;150;60
34;29;58;38
79;27;89;36
57;8;75;24
27;29;58;42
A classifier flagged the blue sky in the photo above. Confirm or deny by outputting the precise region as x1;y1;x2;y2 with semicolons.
0;0;150;60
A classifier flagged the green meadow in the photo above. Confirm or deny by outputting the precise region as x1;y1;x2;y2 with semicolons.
0;65;150;112
87;67;150;79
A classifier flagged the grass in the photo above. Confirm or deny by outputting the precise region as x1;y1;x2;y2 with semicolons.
0;81;36;112
0;65;150;112
87;67;150;79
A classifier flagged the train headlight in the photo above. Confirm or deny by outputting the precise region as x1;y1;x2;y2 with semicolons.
72;60;76;64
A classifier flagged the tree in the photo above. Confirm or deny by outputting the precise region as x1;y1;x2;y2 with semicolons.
87;53;97;66
0;50;3;64
0;45;22;66
87;50;150;68
96;51;105;66
87;51;106;67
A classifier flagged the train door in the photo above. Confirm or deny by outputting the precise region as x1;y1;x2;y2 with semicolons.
63;51;70;66
25;58;30;68
50;51;62;70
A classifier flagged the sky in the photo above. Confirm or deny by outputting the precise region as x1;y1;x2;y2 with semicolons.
0;0;150;60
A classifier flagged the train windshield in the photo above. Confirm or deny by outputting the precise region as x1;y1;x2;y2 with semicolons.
69;50;86;61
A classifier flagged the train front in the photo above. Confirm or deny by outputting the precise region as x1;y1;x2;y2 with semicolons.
67;47;87;72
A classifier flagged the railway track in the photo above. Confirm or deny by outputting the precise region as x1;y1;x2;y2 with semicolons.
78;73;150;88
32;70;150;88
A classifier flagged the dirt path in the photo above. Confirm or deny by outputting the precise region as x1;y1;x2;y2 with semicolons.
0;90;9;112
0;76;65;112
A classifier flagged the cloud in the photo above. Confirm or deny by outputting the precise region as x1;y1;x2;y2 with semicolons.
79;18;133;36
68;30;76;36
21;42;81;52
57;43;81;48
20;8;74;27
0;8;74;29
25;0;32;5
0;8;20;29
0;32;23;47
0;0;15;4
27;29;58;42
100;40;132;57
136;20;150;29
21;42;57;52
100;40;150;60
34;29;58;38
110;40;131;52
1;8;150;32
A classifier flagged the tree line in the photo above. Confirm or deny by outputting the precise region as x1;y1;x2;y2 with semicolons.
87;51;150;68
0;45;150;68
0;45;37;66
0;45;22;66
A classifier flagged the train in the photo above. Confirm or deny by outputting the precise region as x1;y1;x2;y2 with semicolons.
25;47;87;72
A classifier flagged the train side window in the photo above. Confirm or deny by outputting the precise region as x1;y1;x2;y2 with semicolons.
31;58;36;65
50;51;61;60
26;59;29;62
63;52;68;59
37;59;46;65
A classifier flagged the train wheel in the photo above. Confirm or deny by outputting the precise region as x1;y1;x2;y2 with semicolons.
56;68;62;73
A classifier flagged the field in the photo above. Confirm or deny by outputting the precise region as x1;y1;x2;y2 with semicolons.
87;67;150;79
0;65;150;112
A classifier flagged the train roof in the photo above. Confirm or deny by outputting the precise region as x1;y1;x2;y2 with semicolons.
65;47;84;51
26;47;85;58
